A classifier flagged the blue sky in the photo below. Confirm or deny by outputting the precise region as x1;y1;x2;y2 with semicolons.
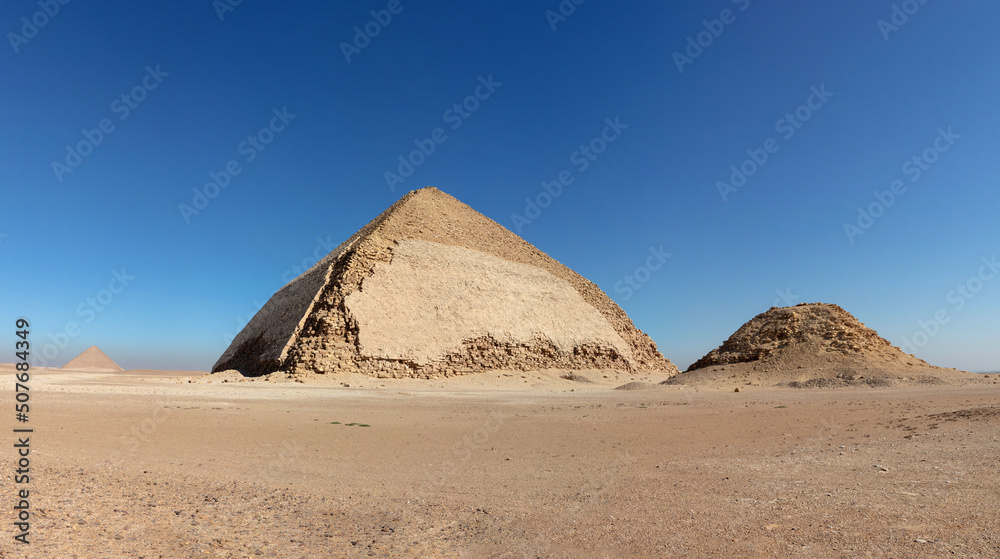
2;1;998;372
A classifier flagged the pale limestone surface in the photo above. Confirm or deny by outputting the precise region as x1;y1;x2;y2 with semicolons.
345;239;632;365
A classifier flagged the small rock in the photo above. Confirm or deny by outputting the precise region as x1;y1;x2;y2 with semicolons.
914;539;928;544
734;387;741;393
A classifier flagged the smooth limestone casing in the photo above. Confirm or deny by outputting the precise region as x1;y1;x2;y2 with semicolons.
344;239;632;365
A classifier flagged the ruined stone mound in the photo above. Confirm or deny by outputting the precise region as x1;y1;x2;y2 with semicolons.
62;346;123;372
688;303;908;370
673;303;978;386
213;187;677;379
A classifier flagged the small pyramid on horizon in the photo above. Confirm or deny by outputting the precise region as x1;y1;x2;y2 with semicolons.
62;345;124;371
214;186;677;379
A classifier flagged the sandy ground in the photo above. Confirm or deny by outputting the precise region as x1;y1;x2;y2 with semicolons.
1;365;999;558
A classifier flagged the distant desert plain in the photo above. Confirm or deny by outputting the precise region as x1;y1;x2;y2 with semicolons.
2;362;999;558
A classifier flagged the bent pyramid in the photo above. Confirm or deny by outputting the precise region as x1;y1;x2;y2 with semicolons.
62;345;124;372
676;303;975;384
214;187;677;379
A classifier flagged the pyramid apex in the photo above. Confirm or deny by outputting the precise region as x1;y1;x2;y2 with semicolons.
402;186;452;199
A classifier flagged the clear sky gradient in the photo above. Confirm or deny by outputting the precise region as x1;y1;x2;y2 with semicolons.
2;1;998;372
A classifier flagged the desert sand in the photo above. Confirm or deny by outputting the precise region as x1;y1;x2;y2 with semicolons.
2;364;998;558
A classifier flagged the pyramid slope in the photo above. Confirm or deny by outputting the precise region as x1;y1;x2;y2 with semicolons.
675;303;977;385
344;239;634;365
62;346;123;371
214;187;676;378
